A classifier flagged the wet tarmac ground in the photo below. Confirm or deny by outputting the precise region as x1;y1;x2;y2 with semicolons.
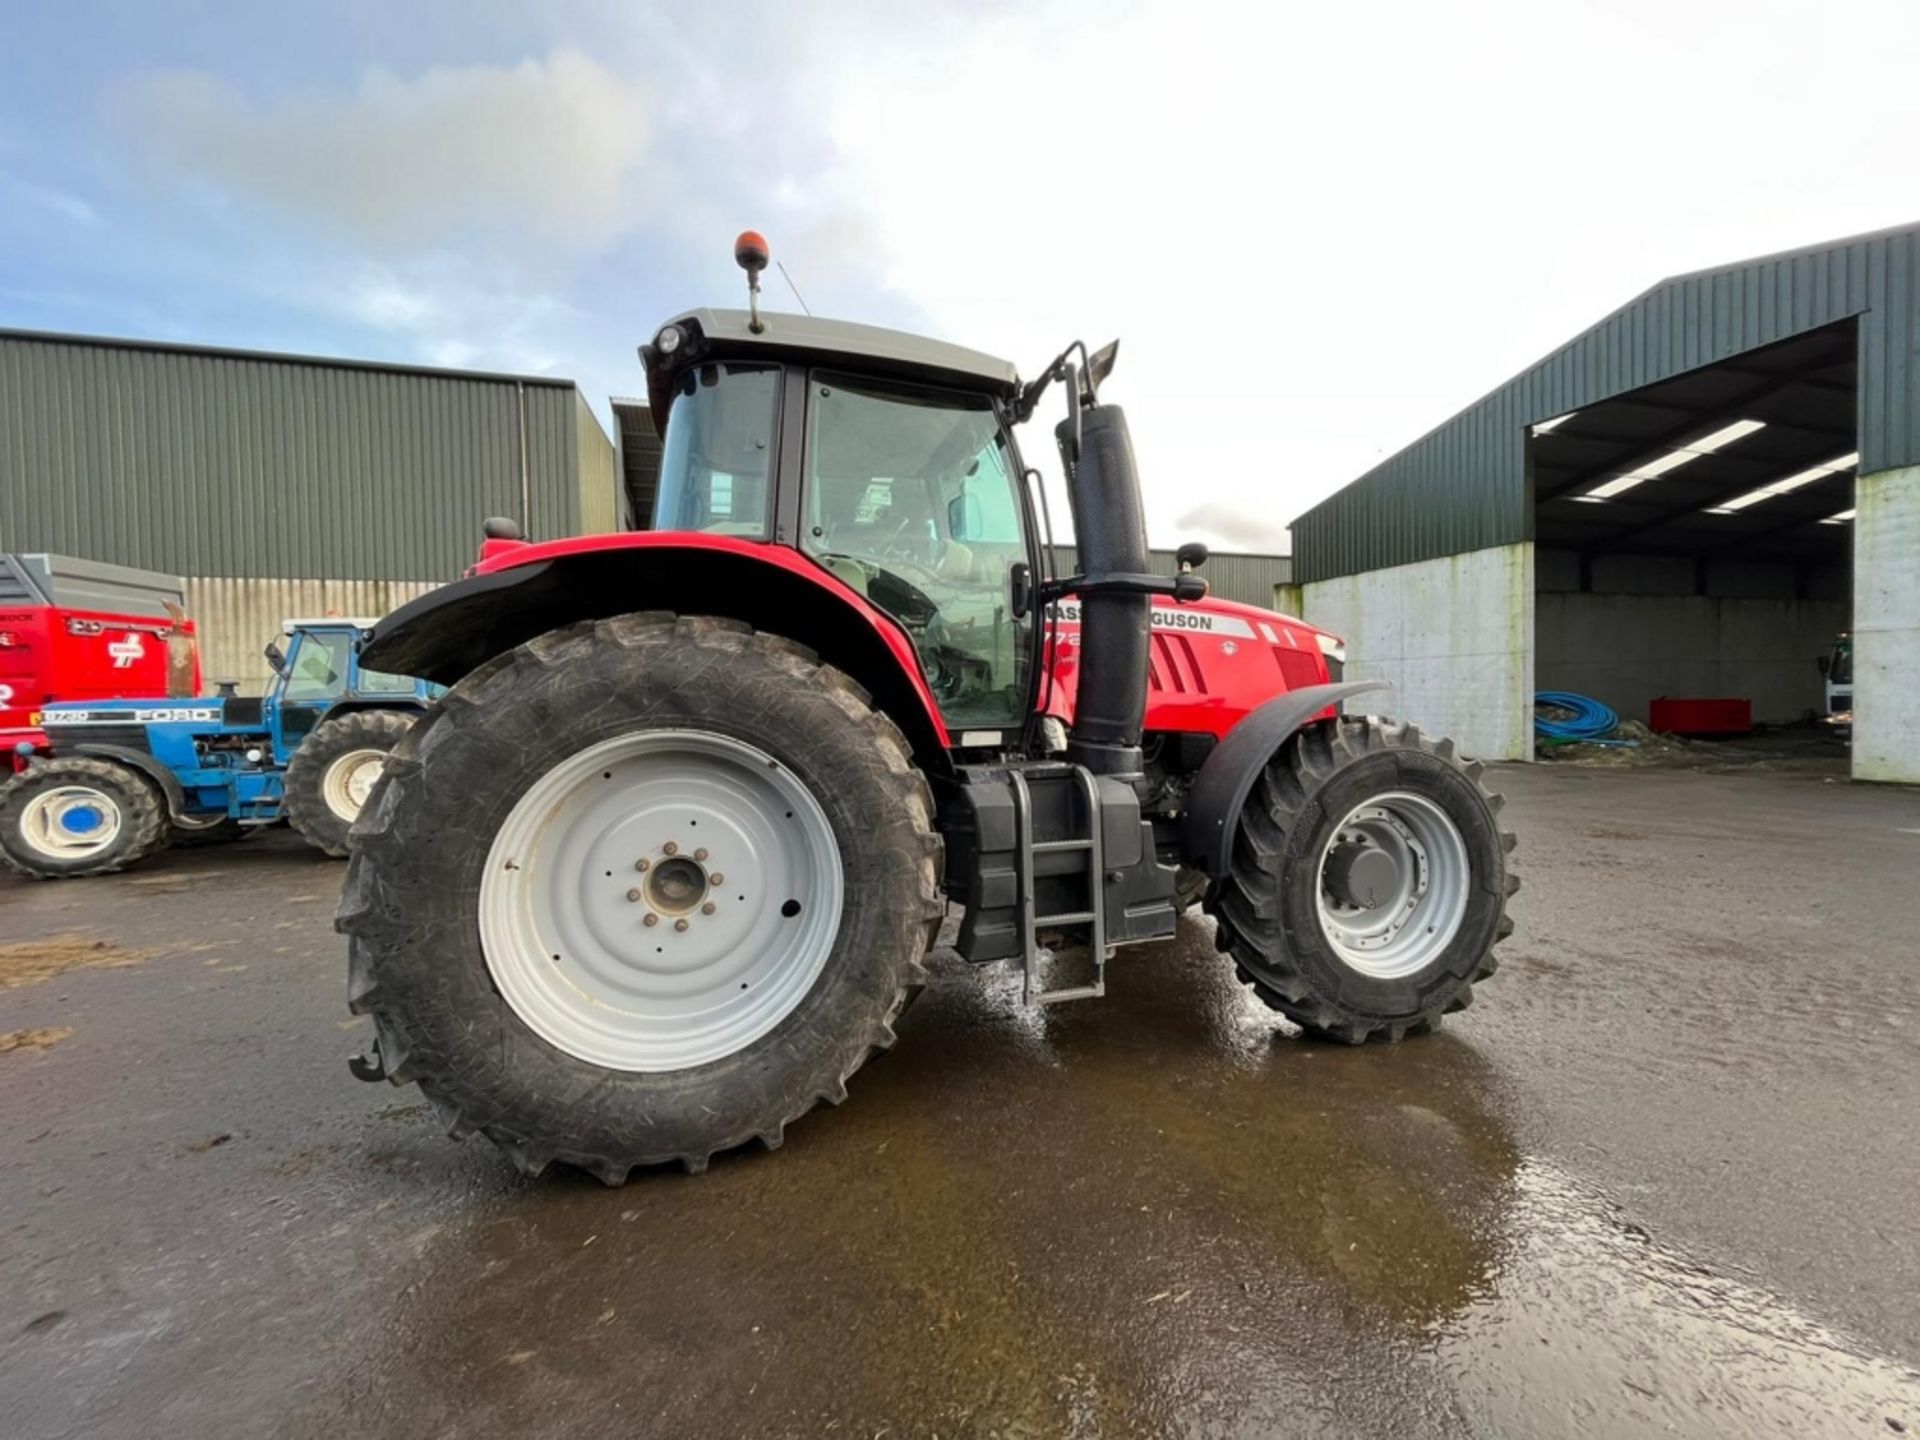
1;763;1918;1438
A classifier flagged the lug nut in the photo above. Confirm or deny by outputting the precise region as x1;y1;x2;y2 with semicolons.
626;888;643;902
643;913;659;928
674;918;690;932
701;902;717;916
694;847;709;862
634;858;651;872
663;841;679;856
708;872;725;885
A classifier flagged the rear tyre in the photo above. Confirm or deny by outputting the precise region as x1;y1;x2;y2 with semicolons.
1207;717;1516;1043
283;709;415;858
0;757;169;879
337;613;943;1183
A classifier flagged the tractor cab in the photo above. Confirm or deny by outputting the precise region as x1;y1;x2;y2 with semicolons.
264;619;425;759
640;302;1042;738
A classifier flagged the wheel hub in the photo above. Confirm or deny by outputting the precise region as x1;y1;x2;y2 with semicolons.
20;785;123;859
1323;841;1400;911
323;748;387;821
644;855;709;915
1315;792;1470;980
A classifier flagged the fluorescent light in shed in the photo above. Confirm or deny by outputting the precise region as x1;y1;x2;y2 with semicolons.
1584;419;1767;499
1706;451;1858;514
1819;508;1857;525
1532;412;1577;435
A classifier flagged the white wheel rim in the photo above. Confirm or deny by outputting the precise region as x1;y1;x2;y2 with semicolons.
322;749;387;821
19;785;123;860
1315;790;1470;979
479;729;844;1072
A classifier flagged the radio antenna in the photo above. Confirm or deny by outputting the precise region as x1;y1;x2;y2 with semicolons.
776;260;813;316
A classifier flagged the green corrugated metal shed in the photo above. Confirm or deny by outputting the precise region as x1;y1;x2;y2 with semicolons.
0;328;617;581
1291;222;1920;583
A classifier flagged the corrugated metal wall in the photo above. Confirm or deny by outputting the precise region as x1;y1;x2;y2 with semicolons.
614;400;664;529
0;330;613;582
1050;545;1291;609
185;577;440;692
1292;223;1920;583
574;391;619;534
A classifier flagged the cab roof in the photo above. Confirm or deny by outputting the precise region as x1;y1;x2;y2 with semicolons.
282;617;378;632
645;307;1021;428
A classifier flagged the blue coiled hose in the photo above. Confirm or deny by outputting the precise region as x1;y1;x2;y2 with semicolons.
1535;691;1634;746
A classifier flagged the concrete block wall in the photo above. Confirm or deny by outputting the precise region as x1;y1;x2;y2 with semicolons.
1854;466;1920;784
1534;592;1844;725
1534;547;1849;727
1302;543;1534;760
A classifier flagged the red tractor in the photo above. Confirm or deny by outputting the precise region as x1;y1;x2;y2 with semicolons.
341;235;1515;1182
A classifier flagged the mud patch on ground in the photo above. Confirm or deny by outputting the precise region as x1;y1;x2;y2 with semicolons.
0;1026;74;1054
0;933;151;989
126;870;224;888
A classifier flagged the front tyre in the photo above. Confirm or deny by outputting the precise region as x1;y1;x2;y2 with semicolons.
1207;717;1516;1043
283;709;415;857
0;757;168;879
337;614;942;1182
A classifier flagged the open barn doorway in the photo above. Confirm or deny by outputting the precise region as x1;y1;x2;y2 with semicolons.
1529;321;1855;764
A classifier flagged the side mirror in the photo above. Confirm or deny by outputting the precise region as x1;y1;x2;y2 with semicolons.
263;641;285;673
1176;541;1210;572
1086;339;1119;397
483;516;523;541
1816;654;1831;677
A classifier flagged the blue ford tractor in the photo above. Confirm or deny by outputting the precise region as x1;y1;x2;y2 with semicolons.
0;619;438;879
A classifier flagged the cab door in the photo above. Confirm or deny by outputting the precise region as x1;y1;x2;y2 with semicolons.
798;372;1037;739
271;630;350;761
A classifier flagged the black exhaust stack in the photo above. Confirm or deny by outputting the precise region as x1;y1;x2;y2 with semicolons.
1058;403;1151;780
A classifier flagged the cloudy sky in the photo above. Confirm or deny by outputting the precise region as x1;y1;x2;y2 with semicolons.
3;1;1915;550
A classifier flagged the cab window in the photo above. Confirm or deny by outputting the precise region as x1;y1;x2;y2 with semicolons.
652;363;780;537
283;633;350;702
803;374;1031;729
354;663;416;695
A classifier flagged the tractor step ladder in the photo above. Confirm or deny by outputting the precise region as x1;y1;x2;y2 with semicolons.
1007;766;1109;1005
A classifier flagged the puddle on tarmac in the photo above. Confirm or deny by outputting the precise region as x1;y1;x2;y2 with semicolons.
1423;1160;1920;1437
282;933;1918;1438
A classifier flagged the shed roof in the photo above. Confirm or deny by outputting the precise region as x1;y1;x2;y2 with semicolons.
0;325;580;389
1289;221;1920;583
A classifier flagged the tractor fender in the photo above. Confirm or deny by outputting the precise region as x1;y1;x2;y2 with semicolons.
72;742;194;824
1180;680;1390;878
360;537;954;766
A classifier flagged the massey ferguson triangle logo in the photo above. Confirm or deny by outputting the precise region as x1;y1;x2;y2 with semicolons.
108;632;145;668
